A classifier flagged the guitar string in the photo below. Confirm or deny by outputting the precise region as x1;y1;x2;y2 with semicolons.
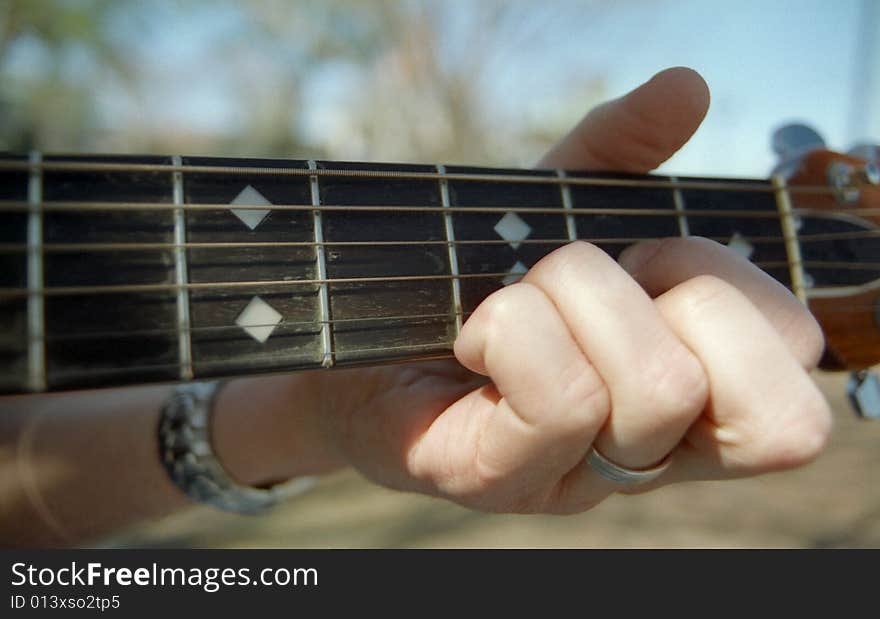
0;198;877;218
2;200;877;272
0;159;856;196
4;260;862;300
1;210;870;349
3;199;876;297
29;299;880;347
0;199;815;218
1;211;878;309
0;171;873;300
0;197;874;261
0;238;745;252
2;226;880;254
1;271;512;298
3;259;879;303
37;311;468;342
43;342;459;383
29;300;880;384
38;300;880;385
2;162;875;384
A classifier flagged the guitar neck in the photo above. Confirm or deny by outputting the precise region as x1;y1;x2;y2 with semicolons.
0;154;792;394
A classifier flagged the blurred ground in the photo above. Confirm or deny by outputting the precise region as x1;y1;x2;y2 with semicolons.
106;371;880;548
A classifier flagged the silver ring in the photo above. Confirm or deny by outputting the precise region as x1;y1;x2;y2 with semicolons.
586;446;673;485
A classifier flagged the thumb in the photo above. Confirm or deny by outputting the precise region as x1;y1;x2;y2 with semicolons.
537;66;710;173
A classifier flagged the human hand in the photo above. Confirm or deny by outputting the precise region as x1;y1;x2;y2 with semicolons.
259;67;832;514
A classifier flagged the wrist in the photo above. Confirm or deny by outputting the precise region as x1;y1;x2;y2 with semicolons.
210;372;346;487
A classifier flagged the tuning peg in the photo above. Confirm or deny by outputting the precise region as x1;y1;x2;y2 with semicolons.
828;160;879;203
855;161;879;186
847;143;879;162
772;123;826;159
771;124;826;176
847;371;880;419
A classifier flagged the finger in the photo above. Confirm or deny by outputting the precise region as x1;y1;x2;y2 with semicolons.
428;282;612;509
618;236;825;369
555;275;831;504
317;361;486;493
537;66;710;172
650;275;832;482
522;241;708;473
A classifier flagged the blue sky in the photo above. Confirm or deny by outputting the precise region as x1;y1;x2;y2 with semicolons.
604;0;876;176
7;0;877;177
161;0;877;176
479;0;876;176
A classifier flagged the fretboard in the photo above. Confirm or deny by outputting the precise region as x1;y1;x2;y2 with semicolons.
0;155;793;394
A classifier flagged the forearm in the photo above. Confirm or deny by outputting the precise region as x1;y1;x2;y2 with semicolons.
0;372;345;547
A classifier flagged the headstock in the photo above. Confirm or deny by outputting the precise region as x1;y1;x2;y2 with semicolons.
776;129;880;374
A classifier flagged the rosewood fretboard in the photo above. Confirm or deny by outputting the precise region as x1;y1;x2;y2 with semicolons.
0;155;813;394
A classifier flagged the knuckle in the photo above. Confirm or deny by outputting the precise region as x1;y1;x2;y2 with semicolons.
768;297;826;371
646;346;709;423
473;283;529;330
528;240;604;282
463;284;531;352
672;274;739;319
756;388;834;471
556;360;611;433
679;235;726;253
794;311;826;369
545;488;604;515
467;453;546;514
783;393;833;466
641;235;714;259
470;453;508;498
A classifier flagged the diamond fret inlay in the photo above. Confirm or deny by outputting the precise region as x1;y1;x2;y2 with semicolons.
727;232;755;260
502;261;528;286
235;296;283;343
494;211;531;249
230;185;272;230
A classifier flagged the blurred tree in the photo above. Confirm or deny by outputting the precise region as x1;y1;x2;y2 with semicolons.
0;0;606;165
0;0;142;150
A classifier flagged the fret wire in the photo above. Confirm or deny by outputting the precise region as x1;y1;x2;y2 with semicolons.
0;159;843;196
556;169;577;242
670;175;690;238
27;151;47;392
773;174;807;304
171;155;193;380
437;164;463;335
0;199;801;219
309;160;334;368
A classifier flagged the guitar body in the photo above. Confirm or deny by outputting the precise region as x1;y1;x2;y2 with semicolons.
787;150;880;369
